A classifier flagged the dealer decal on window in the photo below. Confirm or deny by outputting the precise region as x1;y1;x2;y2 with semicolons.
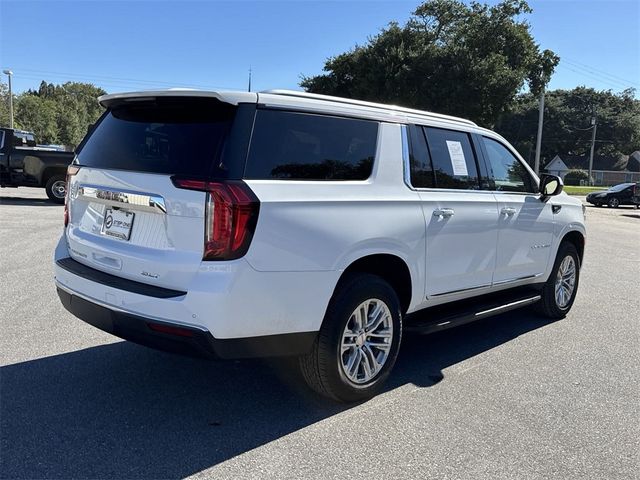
446;140;468;176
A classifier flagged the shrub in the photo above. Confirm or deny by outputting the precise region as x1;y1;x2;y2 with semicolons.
564;169;591;186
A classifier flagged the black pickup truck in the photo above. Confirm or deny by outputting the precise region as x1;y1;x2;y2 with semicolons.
0;127;75;203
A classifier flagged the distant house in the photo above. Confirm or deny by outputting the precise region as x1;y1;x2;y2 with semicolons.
544;152;640;185
545;156;569;178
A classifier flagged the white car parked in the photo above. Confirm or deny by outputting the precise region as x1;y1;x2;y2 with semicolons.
54;89;586;401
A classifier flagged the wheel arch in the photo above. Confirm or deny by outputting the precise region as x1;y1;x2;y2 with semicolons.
333;253;413;315
40;167;67;187
561;230;585;265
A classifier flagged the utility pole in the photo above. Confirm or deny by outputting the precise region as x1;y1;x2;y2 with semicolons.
588;115;597;185
533;88;545;175
2;69;13;128
247;66;252;93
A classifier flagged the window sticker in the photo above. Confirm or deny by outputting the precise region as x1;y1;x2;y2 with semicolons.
446;140;468;176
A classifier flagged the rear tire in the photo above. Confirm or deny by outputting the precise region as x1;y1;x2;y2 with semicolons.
299;273;402;403
536;242;580;319
45;175;66;204
608;197;620;208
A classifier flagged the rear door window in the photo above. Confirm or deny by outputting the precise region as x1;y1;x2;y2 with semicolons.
424;127;480;190
407;125;435;188
76;97;238;178
244;110;378;180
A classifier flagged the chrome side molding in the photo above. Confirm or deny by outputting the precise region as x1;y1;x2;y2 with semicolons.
492;273;543;286
431;283;492;297
76;184;167;214
431;273;544;297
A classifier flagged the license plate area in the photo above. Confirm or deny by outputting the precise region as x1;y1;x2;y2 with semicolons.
101;208;135;241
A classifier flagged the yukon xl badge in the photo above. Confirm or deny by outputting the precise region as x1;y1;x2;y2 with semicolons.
531;243;551;250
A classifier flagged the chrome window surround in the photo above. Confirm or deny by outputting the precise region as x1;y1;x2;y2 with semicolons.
401;124;541;197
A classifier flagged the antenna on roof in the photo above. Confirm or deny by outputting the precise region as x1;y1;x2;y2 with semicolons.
247;66;252;93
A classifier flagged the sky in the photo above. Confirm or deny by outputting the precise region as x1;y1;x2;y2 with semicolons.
0;0;638;96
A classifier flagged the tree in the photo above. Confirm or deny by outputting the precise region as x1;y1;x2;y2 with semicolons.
495;87;640;164
0;81;11;127
301;0;558;126
17;81;106;147
14;95;58;143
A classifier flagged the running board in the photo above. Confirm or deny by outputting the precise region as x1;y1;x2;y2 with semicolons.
405;288;542;335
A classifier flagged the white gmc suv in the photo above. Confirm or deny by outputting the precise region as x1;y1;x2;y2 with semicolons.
54;89;586;402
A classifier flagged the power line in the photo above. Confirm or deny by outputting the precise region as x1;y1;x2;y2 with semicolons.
557;63;632;89
563;57;640;87
11;67;235;89
12;73;201;93
6;67;238;91
14;73;173;88
561;61;639;89
556;63;634;91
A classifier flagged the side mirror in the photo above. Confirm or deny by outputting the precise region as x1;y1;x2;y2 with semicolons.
539;174;563;197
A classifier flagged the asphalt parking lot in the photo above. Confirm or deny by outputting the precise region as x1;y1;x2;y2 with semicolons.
1;188;638;480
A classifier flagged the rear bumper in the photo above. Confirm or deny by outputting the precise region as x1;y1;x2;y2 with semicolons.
54;234;336;340
56;286;316;359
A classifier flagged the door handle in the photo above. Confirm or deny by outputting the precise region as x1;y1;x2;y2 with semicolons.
433;208;455;218
501;207;517;216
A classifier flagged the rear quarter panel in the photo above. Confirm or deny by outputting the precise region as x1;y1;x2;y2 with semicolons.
244;122;426;312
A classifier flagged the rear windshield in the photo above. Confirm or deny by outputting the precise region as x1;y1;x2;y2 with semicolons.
76;97;237;177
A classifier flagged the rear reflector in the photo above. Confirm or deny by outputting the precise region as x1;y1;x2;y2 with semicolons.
147;322;195;337
172;178;260;261
64;165;81;227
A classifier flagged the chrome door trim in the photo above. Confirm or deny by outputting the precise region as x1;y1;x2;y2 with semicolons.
492;273;543;286
75;184;167;214
431;272;543;297
431;283;493;297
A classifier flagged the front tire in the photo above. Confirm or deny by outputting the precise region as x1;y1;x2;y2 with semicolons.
299;273;402;402
536;242;580;319
608;197;620;208
45;175;66;204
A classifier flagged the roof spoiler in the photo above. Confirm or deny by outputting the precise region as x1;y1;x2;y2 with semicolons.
97;89;257;108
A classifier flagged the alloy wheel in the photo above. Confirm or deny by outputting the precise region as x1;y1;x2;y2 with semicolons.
555;255;576;309
340;298;393;384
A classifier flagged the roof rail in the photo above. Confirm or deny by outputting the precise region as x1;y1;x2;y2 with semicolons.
261;89;477;127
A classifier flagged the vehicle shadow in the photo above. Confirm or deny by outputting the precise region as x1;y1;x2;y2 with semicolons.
0;195;60;207
0;310;552;479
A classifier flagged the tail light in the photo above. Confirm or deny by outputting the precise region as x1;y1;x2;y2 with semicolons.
172;178;260;261
64;165;80;227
